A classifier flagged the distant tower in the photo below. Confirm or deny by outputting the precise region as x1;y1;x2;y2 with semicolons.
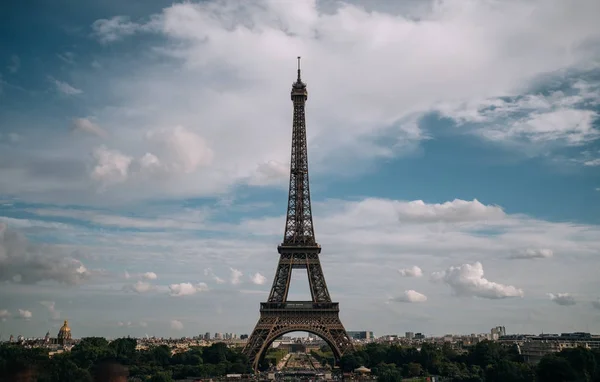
45;331;50;343
57;320;72;345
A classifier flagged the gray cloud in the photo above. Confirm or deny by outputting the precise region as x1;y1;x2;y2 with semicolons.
17;309;32;320
548;293;576;306
40;301;61;320
0;224;91;285
509;248;553;260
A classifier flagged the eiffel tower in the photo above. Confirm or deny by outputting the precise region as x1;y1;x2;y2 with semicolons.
243;58;354;371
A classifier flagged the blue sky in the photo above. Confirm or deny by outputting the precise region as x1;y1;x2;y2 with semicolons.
1;0;600;339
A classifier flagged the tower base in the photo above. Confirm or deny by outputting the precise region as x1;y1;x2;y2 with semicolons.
243;302;354;371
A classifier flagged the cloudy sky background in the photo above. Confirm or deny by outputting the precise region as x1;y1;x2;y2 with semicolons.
1;0;600;339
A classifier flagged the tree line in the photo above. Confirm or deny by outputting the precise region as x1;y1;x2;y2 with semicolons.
1;338;600;381
0;337;250;381
314;341;600;382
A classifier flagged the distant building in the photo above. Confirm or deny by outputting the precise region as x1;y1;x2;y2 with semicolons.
347;331;374;340
204;332;211;340
57;320;72;345
491;326;506;340
405;332;414;340
414;333;425;340
510;332;600;364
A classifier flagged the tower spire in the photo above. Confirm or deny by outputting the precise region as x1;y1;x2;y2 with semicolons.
285;56;312;245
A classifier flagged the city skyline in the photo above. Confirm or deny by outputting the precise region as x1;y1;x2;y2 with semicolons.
1;0;600;339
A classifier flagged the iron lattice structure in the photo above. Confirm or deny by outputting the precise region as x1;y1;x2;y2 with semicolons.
243;58;354;371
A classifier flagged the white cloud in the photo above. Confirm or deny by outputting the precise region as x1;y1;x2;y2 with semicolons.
398;266;423;277
142;272;157;280
92;15;160;43
117;320;147;328
397;199;505;222
432;262;524;299
31;208;207;230
40;301;60;320
15;0;583;203
548;293;576;306
317;199;505;229
145;126;213;174
18;309;32;320
585;159;600;166
509;249;553;260
391;290;428;303
230;268;243;285
204;268;225;284
248;161;289;186
88;126;213;191
170;319;183;330
0;309;10;321
0;0;597;206
72;118;108;138
168;282;209;296
250;272;267;285
48;76;82;95
124;281;153;293
439;88;600;148
479;109;599;146
2;195;599;334
124;271;131;279
91;146;132;186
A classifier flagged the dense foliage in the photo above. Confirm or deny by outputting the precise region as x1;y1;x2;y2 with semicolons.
314;341;600;382
2;339;600;381
0;338;251;381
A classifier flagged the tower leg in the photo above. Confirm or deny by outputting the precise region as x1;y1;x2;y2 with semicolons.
243;312;353;372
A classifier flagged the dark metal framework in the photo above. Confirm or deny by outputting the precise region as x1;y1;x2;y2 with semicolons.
243;58;354;371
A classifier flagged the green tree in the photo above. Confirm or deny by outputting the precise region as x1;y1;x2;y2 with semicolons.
537;354;578;382
149;345;172;366
558;347;597;381
375;363;402;382
149;370;173;382
203;342;228;364
45;354;92;382
339;354;360;372
485;359;534;382
405;362;423;377
109;338;137;363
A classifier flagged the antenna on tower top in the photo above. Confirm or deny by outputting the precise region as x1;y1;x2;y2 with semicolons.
297;56;301;81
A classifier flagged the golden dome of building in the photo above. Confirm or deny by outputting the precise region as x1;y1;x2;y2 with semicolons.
57;320;72;343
